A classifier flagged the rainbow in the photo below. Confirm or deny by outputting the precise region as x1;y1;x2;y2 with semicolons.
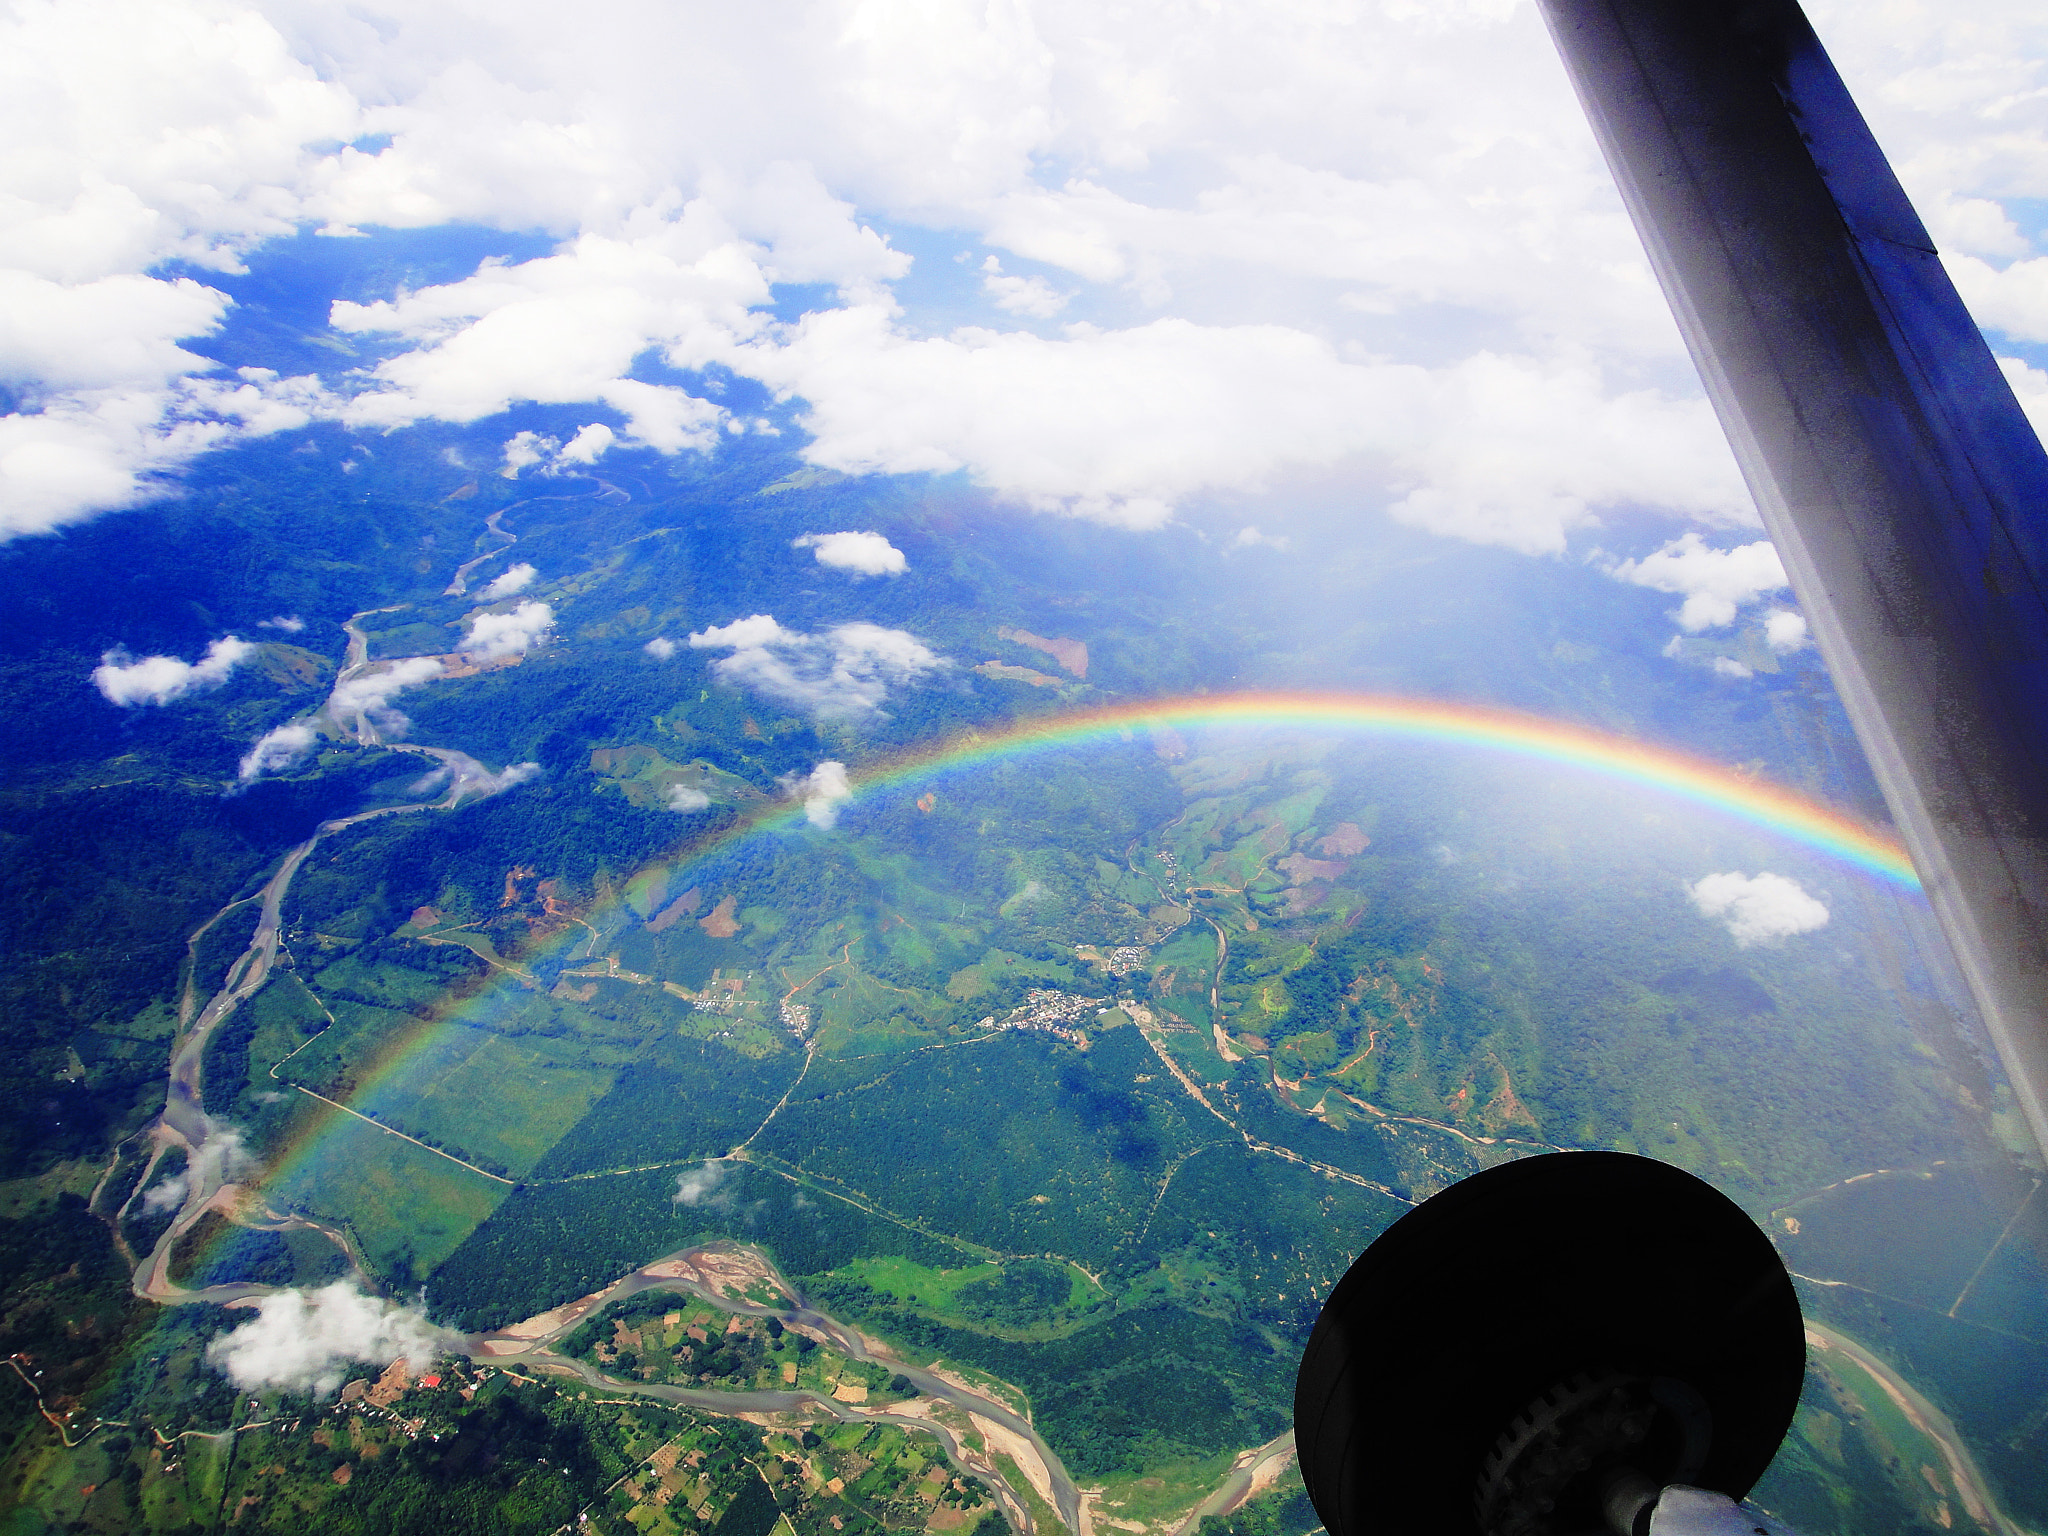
229;690;1916;1258
707;690;1918;888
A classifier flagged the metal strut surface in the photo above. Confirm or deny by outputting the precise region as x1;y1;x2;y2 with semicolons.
1536;0;2048;1165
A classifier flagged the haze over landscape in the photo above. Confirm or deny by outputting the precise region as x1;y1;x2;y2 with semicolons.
3;1;2048;1533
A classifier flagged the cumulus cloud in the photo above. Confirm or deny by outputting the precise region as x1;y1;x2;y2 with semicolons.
258;615;305;632
93;635;252;706
980;256;1067;318
1948;253;2048;344
478;561;537;599
793;529;906;576
460;600;552;660
665;784;711;812
558;422;615;463
194;1121;259;1186
238;721;318;780
1606;534;1789;631
500;431;554;478
332;215;758;450
206;1282;462;1397
327;656;444;737
688;614;941;716
1764;609;1809;652
1688;871;1830;946
1996;357;2048;449
498;425;616;478
644;635;677;659
673;1159;728;1205
780;760;854;828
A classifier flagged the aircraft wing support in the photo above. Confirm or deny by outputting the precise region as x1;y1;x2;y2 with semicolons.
1536;0;2048;1166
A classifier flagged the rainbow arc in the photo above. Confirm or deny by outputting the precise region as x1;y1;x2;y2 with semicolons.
241;690;1918;1225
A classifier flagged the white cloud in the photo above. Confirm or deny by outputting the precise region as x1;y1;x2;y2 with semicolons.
689;613;792;649
477;561;537;599
673;1159;728;1205
0;271;231;390
743;318;1749;544
665;784;710;812
93;635;252;706
142;1120;259;1217
331;214;761;450
0;0;357;281
1948;253;2048;342
558;422;615;463
140;1174;188;1214
1;371;336;539
462;759;542;797
793;529;906;576
258;614;305;632
238;721;317;779
402;750;539;802
205;1282;461;1397
1607;533;1789;631
781;759;854;828
194;1121;259;1185
326;655;443;736
500;430;555;478
1688;871;1830;946
1711;656;1754;680
1997;356;2048;448
688;613;941;716
644;635;677;659
0;0;2039;555
1229;525;1288;551
1764;609;1809;652
980;256;1067;318
460;599;552;660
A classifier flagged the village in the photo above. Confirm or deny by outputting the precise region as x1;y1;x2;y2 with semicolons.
979;988;1117;1046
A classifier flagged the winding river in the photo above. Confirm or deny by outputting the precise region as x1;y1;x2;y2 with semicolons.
473;1245;1092;1536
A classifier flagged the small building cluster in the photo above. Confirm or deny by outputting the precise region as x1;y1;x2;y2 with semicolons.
979;988;1110;1045
779;999;813;1037
1101;946;1150;976
667;969;752;1016
1154;848;1186;899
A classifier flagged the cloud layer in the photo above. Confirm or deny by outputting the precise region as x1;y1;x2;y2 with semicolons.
0;0;2042;560
1688;871;1831;946
688;614;941;716
206;1282;461;1397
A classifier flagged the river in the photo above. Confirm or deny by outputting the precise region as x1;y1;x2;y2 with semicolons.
473;1244;1092;1535
136;607;541;1298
